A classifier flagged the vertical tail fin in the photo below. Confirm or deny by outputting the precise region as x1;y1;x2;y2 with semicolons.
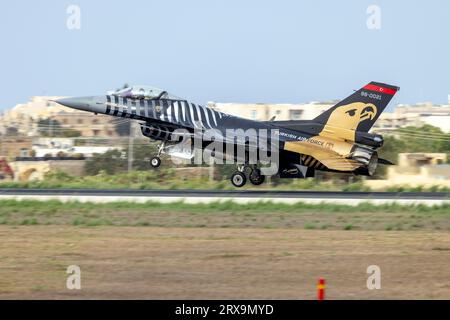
314;81;399;133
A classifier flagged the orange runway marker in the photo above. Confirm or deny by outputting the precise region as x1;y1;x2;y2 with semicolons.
317;278;326;300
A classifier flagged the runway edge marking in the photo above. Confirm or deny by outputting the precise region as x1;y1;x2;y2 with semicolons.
0;195;447;206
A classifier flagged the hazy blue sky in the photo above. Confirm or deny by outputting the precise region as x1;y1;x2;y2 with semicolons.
1;0;449;110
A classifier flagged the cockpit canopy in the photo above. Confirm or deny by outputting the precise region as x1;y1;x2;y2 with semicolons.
110;85;180;100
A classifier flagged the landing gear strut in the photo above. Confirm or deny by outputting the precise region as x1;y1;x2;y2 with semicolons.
150;141;165;168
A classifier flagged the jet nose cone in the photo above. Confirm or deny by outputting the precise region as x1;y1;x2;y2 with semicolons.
55;96;95;111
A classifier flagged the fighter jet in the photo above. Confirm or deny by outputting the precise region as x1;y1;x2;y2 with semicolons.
56;82;399;187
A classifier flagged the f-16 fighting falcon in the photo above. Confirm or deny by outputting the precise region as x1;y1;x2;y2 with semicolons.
56;82;399;187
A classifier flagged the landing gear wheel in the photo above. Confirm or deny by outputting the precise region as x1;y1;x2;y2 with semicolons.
231;172;247;188
150;156;161;168
249;169;265;185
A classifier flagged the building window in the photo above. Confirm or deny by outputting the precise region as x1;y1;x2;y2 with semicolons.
92;119;98;124
20;148;29;157
92;129;100;136
251;110;257;119
77;119;83;124
276;110;281;115
289;110;303;120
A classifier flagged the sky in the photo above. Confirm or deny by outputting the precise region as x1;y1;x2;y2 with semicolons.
0;0;449;111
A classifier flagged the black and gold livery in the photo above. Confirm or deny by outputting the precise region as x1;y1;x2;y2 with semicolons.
56;82;399;187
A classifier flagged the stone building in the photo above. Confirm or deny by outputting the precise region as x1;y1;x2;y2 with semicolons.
209;101;335;122
0;96;119;137
365;153;450;189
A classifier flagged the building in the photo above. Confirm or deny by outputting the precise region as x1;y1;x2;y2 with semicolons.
53;110;118;137
373;103;450;133
210;100;450;134
0;96;66;136
0;135;122;162
365;153;450;189
0;96;119;137
0;137;33;160
31;137;120;157
209;101;336;121
3;96;450;139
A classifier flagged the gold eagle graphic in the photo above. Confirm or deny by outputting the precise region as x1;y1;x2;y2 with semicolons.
319;102;378;141
325;102;378;131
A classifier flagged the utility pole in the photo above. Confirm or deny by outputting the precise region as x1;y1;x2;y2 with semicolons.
127;120;134;172
209;156;214;183
50;118;55;137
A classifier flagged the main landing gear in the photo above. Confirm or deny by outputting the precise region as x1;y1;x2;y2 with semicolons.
231;171;246;188
249;168;265;185
150;141;165;168
230;165;265;188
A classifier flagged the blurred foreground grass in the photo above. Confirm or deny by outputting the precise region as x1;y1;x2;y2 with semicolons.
0;200;448;231
0;170;449;192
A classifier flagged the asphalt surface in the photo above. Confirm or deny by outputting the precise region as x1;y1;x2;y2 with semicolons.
0;188;448;200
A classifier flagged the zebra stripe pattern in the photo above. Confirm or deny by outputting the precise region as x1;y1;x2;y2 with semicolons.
104;95;222;130
301;155;325;169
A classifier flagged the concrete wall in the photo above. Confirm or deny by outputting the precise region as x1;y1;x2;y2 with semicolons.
10;160;86;181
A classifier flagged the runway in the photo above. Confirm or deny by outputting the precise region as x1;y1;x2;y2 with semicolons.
0;188;448;205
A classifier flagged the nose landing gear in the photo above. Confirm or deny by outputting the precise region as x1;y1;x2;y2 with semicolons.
150;156;161;168
150;141;165;168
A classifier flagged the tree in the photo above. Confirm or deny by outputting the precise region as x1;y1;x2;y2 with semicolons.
131;141;159;170
84;149;127;175
374;124;450;178
61;128;81;138
395;125;448;153
5;126;18;136
37;119;61;137
37;119;81;137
